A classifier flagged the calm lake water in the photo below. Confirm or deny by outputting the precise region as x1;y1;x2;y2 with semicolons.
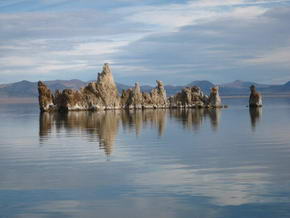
1;97;290;218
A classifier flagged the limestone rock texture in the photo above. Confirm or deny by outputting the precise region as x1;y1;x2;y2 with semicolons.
208;86;222;108
150;80;168;108
38;81;55;112
38;63;226;112
94;63;120;109
121;83;143;109
168;86;208;108
249;85;262;107
39;63;120;112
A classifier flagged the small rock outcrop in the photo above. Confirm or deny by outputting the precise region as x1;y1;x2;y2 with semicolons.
38;81;55;112
208;86;222;108
168;86;208;108
122;83;143;109
38;63;226;112
94;63;120;109
150;80;167;107
249;85;262;107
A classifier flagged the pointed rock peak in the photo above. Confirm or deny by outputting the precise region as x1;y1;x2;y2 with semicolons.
97;63;115;84
134;82;141;90
37;80;46;86
103;63;112;75
250;85;256;92
211;86;220;94
38;81;45;86
156;80;164;88
38;81;49;89
212;85;219;90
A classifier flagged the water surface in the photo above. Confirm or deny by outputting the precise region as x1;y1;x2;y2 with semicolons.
1;98;290;217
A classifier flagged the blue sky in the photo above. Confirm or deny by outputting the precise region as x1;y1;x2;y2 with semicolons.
0;0;290;85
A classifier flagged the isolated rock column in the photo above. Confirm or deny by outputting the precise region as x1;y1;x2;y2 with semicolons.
150;80;168;108
38;81;55;112
208;86;222;108
94;63;120;109
131;82;143;109
249;85;262;107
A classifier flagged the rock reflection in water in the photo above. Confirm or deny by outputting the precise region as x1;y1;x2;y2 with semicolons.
39;111;120;155
249;107;262;130
169;108;221;131
121;110;167;136
39;109;221;154
39;110;168;155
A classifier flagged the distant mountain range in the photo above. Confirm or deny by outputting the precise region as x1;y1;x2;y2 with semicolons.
0;79;290;98
219;80;290;95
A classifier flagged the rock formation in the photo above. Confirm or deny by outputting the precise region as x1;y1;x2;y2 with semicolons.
121;83;143;109
38;81;55;112
168;86;208;108
94;63;120;109
208;86;222;108
38;63;226;112
249;85;262;107
150;80;168;107
39;63;120;112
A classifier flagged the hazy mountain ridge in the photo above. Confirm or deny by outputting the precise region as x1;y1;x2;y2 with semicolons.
220;80;290;95
0;80;86;97
1;79;290;98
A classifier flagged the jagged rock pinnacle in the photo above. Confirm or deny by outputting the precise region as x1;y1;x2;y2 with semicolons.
38;63;226;112
249;85;262;107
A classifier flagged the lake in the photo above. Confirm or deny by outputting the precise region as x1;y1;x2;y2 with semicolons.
1;97;290;218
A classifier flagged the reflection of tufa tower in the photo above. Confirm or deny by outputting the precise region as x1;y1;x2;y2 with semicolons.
39;110;168;155
169;108;221;131
39;108;221;155
249;107;262;131
94;111;120;156
207;109;221;131
39;111;120;156
142;110;166;136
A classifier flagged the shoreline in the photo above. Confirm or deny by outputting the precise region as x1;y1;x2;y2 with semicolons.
1;94;290;104
0;97;38;104
222;94;290;98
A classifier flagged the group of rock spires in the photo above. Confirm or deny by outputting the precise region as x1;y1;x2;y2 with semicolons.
38;63;262;112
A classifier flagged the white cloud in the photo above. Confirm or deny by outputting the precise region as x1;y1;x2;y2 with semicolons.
35;63;89;74
111;6;290;84
244;46;290;67
0;56;36;67
122;0;273;32
57;41;130;56
0;0;290;83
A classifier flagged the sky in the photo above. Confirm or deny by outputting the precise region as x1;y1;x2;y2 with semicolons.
0;0;290;85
